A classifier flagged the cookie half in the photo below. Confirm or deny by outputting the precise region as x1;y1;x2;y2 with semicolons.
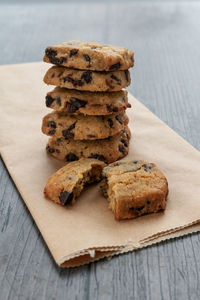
44;158;106;206
43;40;134;71
101;160;168;220
45;87;131;115
46;127;131;163
43;66;130;92
42;112;129;140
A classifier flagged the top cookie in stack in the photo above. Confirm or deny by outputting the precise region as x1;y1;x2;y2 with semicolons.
42;41;134;164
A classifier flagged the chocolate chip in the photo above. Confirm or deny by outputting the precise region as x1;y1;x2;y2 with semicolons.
64;75;83;87
46;95;55;107
107;105;113;112
56;138;63;143
122;97;126;103
146;200;151;205
69;49;78;57
109;62;121;70
66;103;77;113
136;206;145;211
118;144;125;153
83;54;91;62
88;153;106;161
47;121;56;128
120;138;128;147
108;118;113;128
133;160;138;164
45;48;66;65
51;73;55;78
62;130;74;139
87;134;96;138
59;191;74;205
113;107;118;112
110;74;121;85
115;115;122;124
124;70;129;81
70;98;87;108
106;80;114;89
48;129;56;135
81;71;92;83
143;164;154;172
68;122;76;131
46;145;55;153
45;48;57;58
66;152;79;162
56;97;61;106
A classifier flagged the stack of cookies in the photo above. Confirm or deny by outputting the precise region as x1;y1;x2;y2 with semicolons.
42;41;134;164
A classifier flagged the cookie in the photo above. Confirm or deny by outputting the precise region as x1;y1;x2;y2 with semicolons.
45;87;131;115
43;66;130;92
46;126;131;163
101;160;168;220
44;158;105;206
43;40;134;71
42;112;129;140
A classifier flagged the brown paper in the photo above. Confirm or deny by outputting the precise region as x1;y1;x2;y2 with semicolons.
0;62;200;267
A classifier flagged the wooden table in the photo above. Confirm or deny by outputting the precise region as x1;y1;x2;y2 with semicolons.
0;1;200;299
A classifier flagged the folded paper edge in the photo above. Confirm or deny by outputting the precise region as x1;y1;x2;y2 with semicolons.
58;222;200;268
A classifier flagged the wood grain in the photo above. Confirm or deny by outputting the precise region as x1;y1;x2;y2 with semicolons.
0;1;200;299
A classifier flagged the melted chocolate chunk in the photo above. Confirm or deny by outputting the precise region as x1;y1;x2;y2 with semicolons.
47;121;56;128
45;48;66;65
136;206;145;211
107;105;113;112
106;80;114;89
146;200;151;205
70;98;87;108
118;144;125;153
56;97;61;106
124;70;129;81
83;54;91;62
143;164;154;172
66;103;77;113
45;48;57;58
68;122;76;131
120;138;128;147
115;115;122;124
81;71;92;83
62;130;74;139
113;107;118;112
88;153;106;162
48;129;56;135
87;134;96;138
65;152;79;162
69;49;78;57
59;191;74;205
108;118;113;128
46;95;55;107
64;75;84;87
46;145;55;153
109;62;121;70
110;74;121;85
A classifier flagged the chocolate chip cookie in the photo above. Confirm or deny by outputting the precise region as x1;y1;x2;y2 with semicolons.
101;160;168;220
43;66;130;92
42;112;128;140
44;158;105;206
43;40;134;71
45;87;131;115
46;126;131;163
